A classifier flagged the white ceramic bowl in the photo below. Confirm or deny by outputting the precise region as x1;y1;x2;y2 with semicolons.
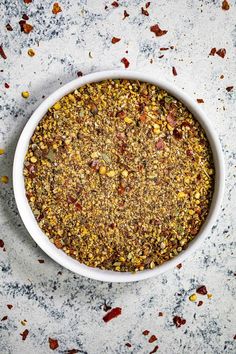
13;70;225;282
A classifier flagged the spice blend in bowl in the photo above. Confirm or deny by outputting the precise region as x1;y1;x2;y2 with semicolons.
23;79;214;272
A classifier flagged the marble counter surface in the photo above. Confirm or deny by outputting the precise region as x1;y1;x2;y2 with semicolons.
0;1;235;353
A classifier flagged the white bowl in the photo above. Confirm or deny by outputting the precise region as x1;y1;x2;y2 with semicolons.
13;70;225;282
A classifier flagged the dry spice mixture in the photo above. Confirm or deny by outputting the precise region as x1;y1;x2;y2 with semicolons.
24;79;215;272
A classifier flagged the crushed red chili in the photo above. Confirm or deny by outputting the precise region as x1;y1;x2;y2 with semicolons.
112;37;121;44
196;285;207;295
0;46;7;60
38;259;45;263
24;0;32;3
52;3;62;14
197;99;204;103
158;312;163;316
158;54;164;58
143;330;150;336
150;346;159;354
103;307;122;322
77;71;83;77
6;23;13;31
150;24;168;37
121;57;130;68
176;263;182;269
173;316;186;328
141;7;149;16
149;335;157;343
216;48;226;58
112;1;119;7
125;343;132;347
7;304;13;309
160;47;169;51
222;0;230;10
22;14;29;20
146;2;151;8
123;10;129;19
0;240;4;248
197;300;203;306
233;335;236;340
20;329;29;340
67;350;79;354
4;83;10;89
172;67;177;76
209;48;216;56
49;338;59;350
1;316;8;321
226;86;233;92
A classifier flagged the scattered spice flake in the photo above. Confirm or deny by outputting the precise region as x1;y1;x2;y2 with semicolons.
28;48;35;57
0;46;7;60
52;3;62;15
158;55;164;58
209;48;216;56
6;24;13;31
20;329;29;341
173;316;186;328
23;0;32;3
222;0;230;10
0;240;5;248
150;58;153;63
22;14;29;20
172;66;177;76
220;74;224;79
125;343;132;348
160;47;169;51
142;330;150;336
150;346;159;354
216;48;226;58
226;86;233;92
123;10;129;19
4;83;10;89
158;312;163;317
141;7;149;16
111;37;121;44
23;23;33;34
196;285;207;295
77;71;83;77
155;138;164;150
89;51;93;58
38;259;45;263
121;57;130;68
149;335;157;343
112;1;119;7
49;338;59;350
150;24;168;37
146;2;151;8
67;350;79;354
7;304;13;309
233;335;236;340
197;300;203;307
176;263;182;269
207;293;213;299
1;316;8;321
103;307;122;322
21;319;27;326
197;99;204;103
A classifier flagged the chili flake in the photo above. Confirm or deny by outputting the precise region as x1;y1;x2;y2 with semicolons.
20;329;29;340
209;48;216;56
172;66;177;76
4;83;10;89
49;338;59;350
6;24;13;31
173;316;186;328
149;335;157;343
143;330;150;335
125;343;132;347
150;24;168;37
141;7;149;16
150;346;159;354
38;259;45;263
158;312;163;316
24;22;33;33
189;293;197;302
1;316;8;321
176;263;182;269
24;0;32;3
197;99;204;103
123;10;129;19
197;300;203;306
121;57;130;68
146;2;151;8
226;86;233;92
111;37;121;44
0;46;7;60
216;48;226;58
111;1;119;7
103;307;122;322
222;0;230;10
67;350;79;354
7;304;13;309
196;285;207;295
77;71;83;77
22;14;29;20
52;3;62;15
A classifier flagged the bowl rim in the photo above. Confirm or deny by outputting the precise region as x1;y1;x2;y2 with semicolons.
13;70;225;282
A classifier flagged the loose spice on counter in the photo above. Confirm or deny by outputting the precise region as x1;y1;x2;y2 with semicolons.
150;346;159;354
173;316;186;328
196;285;208;295
111;37;121;44
67;350;79;354
52;3;62;15
172;67;177;76
216;48;226;58
38;259;45;263
7;304;13;309
149;335;158;343
222;0;230;10
1;316;8;321
6;23;13;31
189;293;197;302
150;24;168;37
103;307;122;322
121;57;130;68
0;240;4;248
24;79;215;272
49;338;59;350
125;343;132;347
226;86;233;92
143;330;150;335
111;1;119;7
28;48;35;57
123;10;129;19
4;83;10;89
77;71;83;77
141;7;149;16
20;329;29;340
0;46;7;60
197;99;204;103
197;300;203;306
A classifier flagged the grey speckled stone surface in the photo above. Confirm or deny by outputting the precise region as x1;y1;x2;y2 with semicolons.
0;1;236;353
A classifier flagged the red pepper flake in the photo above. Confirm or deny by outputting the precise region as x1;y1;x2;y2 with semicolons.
121;57;130;68
160;47;169;51
20;329;29;341
173;316;186;328
38;259;45;263
197;98;204;103
233;335;236;340
150;346;159;354
0;46;7;60
123;10;129;19
1;315;8;321
172;66;177;76
220;74;224;79
7;304;13;309
155;138;164;150
103;307;122;322
141;7;149;16
125;343;132;348
6;23;13;31
197;300;203;307
142;330;150;336
49;338;59;350
166;111;176;126
196;285;207;295
146;2;151;8
226;86;234;92
149;335;157;343
111;1;119;7
67;350;79;354
23;0;32;3
111;37;121;44
222;0;230;10
22;22;33;34
158;55;164;59
4;83;10;89
150;24;168;37
77;71;83;77
22;14;29;20
176;263;182;269
209;47;216;56
0;239;4;248
216;48;226;58
52;3;62;15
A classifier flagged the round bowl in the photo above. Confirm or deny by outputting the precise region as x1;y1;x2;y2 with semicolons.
13;70;225;282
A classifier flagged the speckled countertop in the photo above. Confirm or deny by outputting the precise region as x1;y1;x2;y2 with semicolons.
0;1;235;353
